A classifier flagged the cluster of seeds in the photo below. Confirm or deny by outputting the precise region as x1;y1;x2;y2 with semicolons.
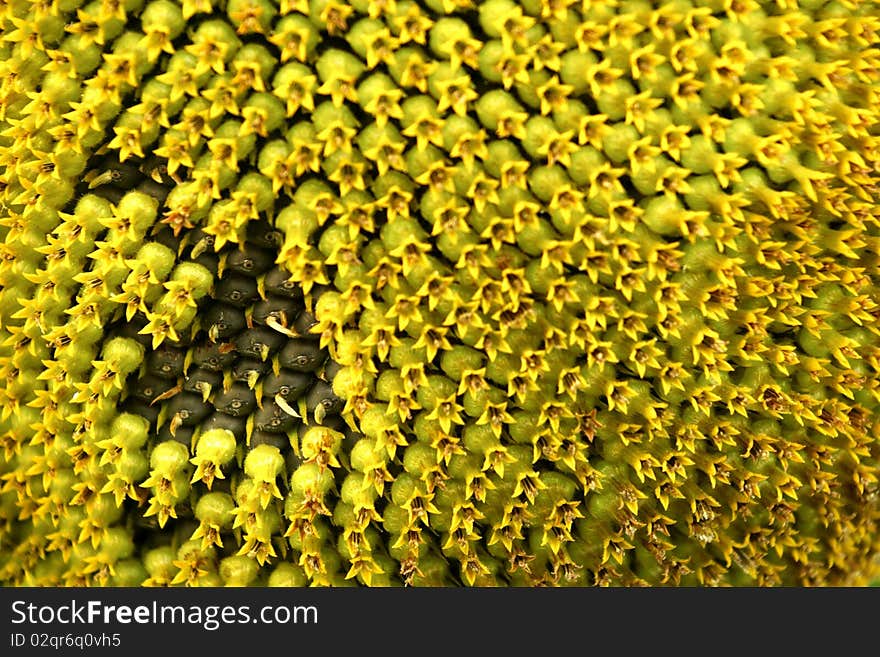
1;0;880;586
126;220;349;569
